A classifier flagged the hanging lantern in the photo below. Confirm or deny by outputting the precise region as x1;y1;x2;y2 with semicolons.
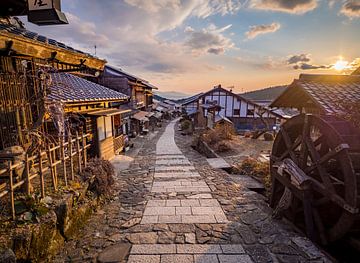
27;0;68;25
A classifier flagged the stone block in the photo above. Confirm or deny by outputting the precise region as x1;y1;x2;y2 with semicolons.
177;244;222;254
131;244;176;254
128;255;160;263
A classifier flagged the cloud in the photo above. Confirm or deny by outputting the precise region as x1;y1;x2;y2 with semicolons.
287;53;330;70
245;22;281;39
340;0;360;18
250;0;318;14
185;24;234;55
287;54;311;64
22;0;244;76
293;63;330;70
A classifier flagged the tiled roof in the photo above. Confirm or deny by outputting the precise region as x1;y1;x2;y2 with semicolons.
48;73;128;103
180;92;204;105
0;23;94;58
270;74;360;114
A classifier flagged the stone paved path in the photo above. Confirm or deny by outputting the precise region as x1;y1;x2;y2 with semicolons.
129;120;248;262
53;119;333;263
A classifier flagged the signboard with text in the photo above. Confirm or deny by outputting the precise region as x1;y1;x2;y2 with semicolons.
28;0;53;11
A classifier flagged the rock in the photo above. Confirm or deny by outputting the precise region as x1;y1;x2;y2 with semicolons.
153;224;169;232
185;233;196;244
0;248;16;263
97;243;131;263
169;224;194;233
108;233;123;242
127;232;158;244
175;235;185;244
22;211;33;221
264;132;274;141
121;217;141;229
245;245;273;263
158;231;176;244
42;196;53;205
291;237;325;260
234;224;257;244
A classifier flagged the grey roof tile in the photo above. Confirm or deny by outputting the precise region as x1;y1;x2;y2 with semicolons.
47;73;128;103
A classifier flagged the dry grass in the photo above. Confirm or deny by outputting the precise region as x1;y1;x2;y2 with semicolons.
233;157;271;195
201;124;235;145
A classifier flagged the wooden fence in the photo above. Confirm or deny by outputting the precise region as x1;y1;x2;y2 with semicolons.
0;132;90;220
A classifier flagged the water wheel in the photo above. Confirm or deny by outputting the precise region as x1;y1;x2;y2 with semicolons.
270;114;360;244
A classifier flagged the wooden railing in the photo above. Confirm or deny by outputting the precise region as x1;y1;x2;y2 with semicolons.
114;134;125;154
0;132;90;220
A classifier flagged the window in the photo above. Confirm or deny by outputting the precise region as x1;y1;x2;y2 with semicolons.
247;109;254;116
233;109;240;116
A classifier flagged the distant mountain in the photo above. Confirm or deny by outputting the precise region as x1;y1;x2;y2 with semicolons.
154;91;191;100
241;85;287;101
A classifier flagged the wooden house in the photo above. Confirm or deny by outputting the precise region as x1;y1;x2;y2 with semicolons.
48;72;129;159
182;85;282;132
97;65;157;110
270;74;360;114
0;20;132;160
0;20;107;152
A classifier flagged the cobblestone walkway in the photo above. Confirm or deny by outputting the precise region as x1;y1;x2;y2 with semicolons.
54;120;332;263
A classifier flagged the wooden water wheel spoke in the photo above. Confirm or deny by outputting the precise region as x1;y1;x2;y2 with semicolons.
304;144;348;174
270;114;358;244
280;128;298;162
277;136;301;161
299;115;309;169
305;138;336;193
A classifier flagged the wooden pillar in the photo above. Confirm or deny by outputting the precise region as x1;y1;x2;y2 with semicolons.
47;144;57;191
82;134;87;167
68;132;74;180
9;161;15;220
25;154;31;195
39;148;45;198
76;131;82;173
60;138;68;186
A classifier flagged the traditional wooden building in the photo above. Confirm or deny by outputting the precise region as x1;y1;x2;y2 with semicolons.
182;85;282;132
97;65;157;110
48;72;129;159
270;74;360;114
0;20;107;152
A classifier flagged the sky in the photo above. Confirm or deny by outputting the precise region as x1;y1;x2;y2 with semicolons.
22;0;360;95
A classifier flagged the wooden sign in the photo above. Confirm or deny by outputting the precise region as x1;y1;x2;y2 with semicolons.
28;0;53;11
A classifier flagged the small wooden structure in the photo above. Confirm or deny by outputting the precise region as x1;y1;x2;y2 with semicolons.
269;74;360;244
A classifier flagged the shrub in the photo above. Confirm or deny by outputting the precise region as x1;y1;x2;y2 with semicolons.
81;158;115;196
263;132;274;141
181;120;192;131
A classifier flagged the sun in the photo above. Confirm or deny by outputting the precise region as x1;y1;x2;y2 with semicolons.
333;59;349;71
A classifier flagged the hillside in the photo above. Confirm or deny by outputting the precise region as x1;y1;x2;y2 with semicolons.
154;91;190;100
241;85;287;101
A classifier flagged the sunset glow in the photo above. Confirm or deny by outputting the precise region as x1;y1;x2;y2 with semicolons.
21;0;360;94
333;59;349;71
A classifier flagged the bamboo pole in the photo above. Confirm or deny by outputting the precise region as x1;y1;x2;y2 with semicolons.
60;138;68;186
51;143;58;188
82;134;87;167
25;154;31;195
39;148;45;198
47;144;57;191
76;131;82;173
9;161;15;220
69;133;74;180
